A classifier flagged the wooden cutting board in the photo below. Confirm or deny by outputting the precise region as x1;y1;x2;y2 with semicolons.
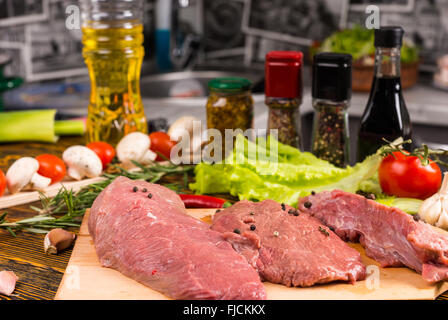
55;209;448;300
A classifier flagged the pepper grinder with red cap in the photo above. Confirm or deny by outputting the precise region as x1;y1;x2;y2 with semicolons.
265;51;303;149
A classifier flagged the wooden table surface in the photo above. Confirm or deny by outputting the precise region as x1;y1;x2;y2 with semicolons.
0;137;447;300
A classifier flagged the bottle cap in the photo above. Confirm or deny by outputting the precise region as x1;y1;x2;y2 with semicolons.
208;77;252;93
312;52;352;102
374;26;404;48
265;51;303;98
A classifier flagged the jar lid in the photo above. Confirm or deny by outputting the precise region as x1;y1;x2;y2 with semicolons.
312;52;352;102
265;51;303;98
208;77;252;93
374;26;404;48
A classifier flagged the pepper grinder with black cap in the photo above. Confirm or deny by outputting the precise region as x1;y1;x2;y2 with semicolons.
357;26;412;161
311;52;352;167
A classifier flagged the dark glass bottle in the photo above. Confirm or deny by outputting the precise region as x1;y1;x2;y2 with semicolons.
311;53;352;167
357;26;412;161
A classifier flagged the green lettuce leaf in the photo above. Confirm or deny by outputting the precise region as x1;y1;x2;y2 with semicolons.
317;24;419;63
375;197;422;215
190;135;382;207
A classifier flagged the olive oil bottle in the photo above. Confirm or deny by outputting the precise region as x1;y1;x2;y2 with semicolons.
81;0;147;145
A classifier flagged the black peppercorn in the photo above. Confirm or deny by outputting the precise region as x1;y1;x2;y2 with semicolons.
216;209;221;214
413;214;420;222
250;225;256;231
304;201;312;209
142;188;147;192
318;226;330;236
233;228;241;234
281;203;286;211
148;193;153;199
356;190;376;200
311;191;316;195
288;209;299;216
132;186;138;192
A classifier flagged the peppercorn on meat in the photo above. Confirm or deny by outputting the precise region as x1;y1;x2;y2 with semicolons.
211;199;366;287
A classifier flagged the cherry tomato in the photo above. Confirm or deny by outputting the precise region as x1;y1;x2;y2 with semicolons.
0;169;6;197
149;132;176;161
379;151;442;200
87;141;116;169
36;154;67;184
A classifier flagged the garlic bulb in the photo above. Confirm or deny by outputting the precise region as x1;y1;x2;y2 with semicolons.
418;172;448;229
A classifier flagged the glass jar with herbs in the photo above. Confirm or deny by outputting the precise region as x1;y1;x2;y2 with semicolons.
265;51;303;149
311;53;352;167
205;77;253;158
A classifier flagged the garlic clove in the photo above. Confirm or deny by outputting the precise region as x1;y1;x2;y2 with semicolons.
420;198;442;225
419;193;441;224
442;196;448;210
438;198;448;230
419;173;448;230
440;172;448;194
0;271;18;296
44;228;76;255
436;209;448;230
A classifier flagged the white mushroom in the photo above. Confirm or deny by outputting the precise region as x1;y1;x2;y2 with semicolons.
6;157;51;193
168;116;205;162
116;132;157;167
168;116;199;142
62;146;102;180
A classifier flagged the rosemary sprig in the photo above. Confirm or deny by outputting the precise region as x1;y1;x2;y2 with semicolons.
0;161;194;235
380;138;448;168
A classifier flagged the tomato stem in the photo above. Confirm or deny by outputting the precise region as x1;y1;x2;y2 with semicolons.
380;138;448;168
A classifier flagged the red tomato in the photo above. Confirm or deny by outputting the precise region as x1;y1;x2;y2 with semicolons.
379;151;442;200
0;169;6;197
36;154;67;184
149;132;176;161
87;141;116;169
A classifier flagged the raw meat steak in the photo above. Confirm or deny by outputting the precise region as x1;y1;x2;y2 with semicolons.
211;200;366;287
298;190;448;283
89;176;266;300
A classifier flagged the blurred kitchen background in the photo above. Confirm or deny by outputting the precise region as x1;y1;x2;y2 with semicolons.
0;0;448;160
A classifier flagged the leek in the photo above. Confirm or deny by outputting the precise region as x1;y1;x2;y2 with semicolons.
0;109;85;143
